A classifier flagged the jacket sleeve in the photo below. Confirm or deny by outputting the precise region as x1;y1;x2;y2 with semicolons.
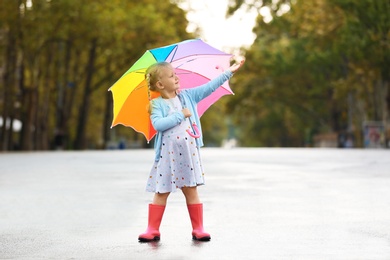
186;70;233;103
150;99;185;132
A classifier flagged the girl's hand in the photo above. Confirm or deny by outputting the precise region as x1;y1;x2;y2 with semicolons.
182;108;191;118
230;58;245;73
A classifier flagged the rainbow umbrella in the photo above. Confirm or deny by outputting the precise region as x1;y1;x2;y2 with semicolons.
109;39;233;142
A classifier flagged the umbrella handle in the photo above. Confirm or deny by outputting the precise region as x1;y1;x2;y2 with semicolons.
186;122;201;138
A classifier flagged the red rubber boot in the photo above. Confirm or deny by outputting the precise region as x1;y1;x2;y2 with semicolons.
187;203;211;241
138;204;166;242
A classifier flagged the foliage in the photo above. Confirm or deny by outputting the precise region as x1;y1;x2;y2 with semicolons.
2;0;388;150
0;0;193;150
227;0;389;147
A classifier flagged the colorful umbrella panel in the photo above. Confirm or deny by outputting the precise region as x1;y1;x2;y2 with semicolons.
109;39;233;142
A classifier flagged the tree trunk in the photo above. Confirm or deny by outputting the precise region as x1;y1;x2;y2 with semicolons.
103;88;113;149
384;79;389;148
102;58;113;149
74;38;97;150
62;49;81;149
20;87;36;151
1;27;17;151
37;46;54;150
21;58;40;150
55;41;65;149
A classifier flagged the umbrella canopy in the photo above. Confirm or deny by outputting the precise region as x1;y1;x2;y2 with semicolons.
109;39;233;142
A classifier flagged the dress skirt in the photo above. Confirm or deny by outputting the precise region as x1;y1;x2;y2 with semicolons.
146;97;205;193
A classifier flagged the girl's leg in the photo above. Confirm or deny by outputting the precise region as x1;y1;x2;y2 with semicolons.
181;186;200;204
139;192;170;242
182;187;210;241
153;192;170;205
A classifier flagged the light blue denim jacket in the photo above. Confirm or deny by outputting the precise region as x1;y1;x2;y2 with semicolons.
150;70;233;161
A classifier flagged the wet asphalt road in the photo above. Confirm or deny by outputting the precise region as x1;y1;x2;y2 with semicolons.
0;148;389;259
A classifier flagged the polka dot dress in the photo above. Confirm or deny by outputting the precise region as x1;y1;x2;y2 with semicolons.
146;96;205;193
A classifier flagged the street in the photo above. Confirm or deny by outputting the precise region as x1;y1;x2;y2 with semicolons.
0;148;389;259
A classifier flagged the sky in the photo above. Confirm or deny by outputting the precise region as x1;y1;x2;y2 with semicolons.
178;0;258;52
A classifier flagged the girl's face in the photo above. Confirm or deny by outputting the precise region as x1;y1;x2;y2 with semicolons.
157;66;180;95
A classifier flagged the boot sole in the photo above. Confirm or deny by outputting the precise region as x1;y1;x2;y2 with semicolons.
192;235;211;241
138;236;160;242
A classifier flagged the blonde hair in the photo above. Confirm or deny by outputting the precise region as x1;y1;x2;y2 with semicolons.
145;62;172;113
145;62;171;92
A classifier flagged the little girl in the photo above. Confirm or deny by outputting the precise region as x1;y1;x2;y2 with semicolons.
138;59;245;242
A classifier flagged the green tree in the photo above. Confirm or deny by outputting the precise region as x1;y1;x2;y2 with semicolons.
0;0;193;151
227;0;389;147
0;0;21;150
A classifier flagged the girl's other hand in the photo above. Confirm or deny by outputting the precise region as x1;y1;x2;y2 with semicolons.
182;108;192;118
230;58;245;73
